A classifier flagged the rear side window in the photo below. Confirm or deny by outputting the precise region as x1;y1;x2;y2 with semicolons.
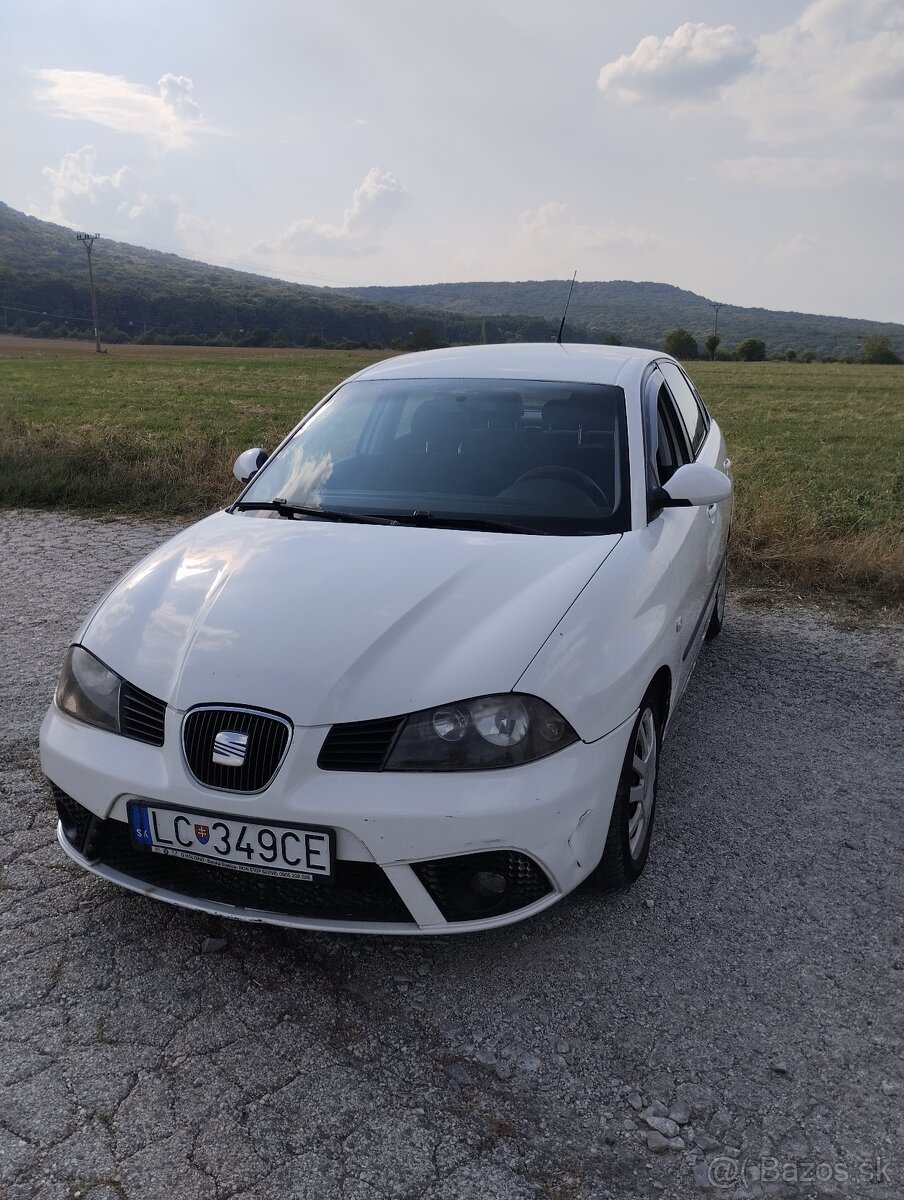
659;361;707;455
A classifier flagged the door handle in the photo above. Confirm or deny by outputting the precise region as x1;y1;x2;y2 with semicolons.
707;504;717;520
722;458;732;472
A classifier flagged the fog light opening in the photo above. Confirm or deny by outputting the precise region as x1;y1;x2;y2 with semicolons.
412;851;553;922
471;870;508;899
448;868;512;915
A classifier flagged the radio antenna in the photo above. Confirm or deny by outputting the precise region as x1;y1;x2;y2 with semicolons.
555;271;577;344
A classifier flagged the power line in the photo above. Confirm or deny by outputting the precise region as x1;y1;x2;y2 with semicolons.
0;300;255;339
1;302;93;324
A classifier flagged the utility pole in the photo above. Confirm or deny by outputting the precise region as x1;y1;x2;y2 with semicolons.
712;302;723;338
76;233;103;353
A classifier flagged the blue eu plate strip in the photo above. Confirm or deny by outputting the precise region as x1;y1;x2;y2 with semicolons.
128;803;153;846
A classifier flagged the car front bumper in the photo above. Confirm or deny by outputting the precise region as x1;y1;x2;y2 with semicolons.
41;704;635;934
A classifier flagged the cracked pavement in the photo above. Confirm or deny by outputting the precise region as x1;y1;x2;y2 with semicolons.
1;509;902;1200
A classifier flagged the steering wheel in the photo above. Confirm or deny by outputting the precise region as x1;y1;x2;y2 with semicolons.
509;466;608;507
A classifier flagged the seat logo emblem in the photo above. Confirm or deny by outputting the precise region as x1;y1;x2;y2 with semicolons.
212;730;249;767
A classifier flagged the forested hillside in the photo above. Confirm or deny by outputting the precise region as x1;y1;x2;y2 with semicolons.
336;281;904;359
2;202;901;357
0;204;565;348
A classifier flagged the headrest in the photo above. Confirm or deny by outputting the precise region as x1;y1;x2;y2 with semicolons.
410;403;468;444
542;394;601;431
465;389;523;429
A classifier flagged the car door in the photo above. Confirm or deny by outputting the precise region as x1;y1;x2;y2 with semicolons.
643;367;711;701
658;360;730;594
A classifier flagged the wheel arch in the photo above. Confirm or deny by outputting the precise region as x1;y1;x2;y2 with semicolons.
647;665;672;728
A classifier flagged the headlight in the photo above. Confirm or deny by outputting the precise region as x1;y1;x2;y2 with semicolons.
55;645;122;735
385;693;578;771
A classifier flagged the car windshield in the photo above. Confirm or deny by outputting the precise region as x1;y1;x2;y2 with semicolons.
237;377;631;535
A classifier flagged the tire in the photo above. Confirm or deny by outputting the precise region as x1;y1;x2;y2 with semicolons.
592;690;664;890
705;556;727;640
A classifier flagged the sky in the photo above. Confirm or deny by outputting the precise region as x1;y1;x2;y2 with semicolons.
3;0;903;323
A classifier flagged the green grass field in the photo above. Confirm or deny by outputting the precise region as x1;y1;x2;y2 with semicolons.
1;338;901;601
0;341;394;515
687;361;903;601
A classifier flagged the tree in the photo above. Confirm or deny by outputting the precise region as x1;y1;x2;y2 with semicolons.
664;329;699;359
859;335;902;365
784;348;797;361
736;338;767;362
408;326;439;351
704;333;721;361
238;327;271;347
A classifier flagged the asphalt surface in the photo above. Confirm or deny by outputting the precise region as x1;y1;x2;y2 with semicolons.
1;509;902;1200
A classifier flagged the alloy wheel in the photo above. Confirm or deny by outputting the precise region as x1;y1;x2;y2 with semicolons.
628;708;657;860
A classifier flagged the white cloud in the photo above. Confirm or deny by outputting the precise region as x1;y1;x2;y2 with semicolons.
36;145;130;222
728;0;904;143
344;168;407;236
34;69;207;149
797;0;899;44
768;233;820;261
517;202;661;254
597;22;755;104
121;191;160;221
518;201;568;240
256;167;407;258
157;74;202;122
174;208;237;260
597;2;904;152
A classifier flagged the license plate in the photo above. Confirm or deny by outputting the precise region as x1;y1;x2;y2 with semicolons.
127;801;334;881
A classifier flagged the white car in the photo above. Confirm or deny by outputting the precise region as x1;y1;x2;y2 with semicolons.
41;343;732;935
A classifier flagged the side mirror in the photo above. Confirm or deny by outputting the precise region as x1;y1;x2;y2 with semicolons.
233;448;269;484
653;463;733;510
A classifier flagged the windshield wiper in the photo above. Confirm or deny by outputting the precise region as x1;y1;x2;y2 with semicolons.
235;501;543;534
387;511;546;535
234;499;399;525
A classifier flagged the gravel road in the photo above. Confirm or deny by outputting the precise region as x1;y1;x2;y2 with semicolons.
2;510;902;1200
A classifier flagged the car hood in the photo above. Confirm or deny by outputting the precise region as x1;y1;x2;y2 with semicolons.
82;511;620;725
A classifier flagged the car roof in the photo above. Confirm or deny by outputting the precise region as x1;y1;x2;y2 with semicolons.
353;343;661;387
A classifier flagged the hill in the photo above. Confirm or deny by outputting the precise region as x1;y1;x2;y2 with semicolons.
0;203;562;348
2;202;901;357
334;280;904;359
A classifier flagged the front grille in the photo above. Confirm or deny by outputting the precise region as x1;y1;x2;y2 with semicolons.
73;812;413;924
183;706;291;792
120;681;166;746
413;850;552;922
318;716;405;771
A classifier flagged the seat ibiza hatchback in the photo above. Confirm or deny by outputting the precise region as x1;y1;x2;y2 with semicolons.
41;343;732;934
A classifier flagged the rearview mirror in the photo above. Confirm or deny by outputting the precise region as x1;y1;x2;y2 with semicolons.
233;448;269;484
657;463;733;508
